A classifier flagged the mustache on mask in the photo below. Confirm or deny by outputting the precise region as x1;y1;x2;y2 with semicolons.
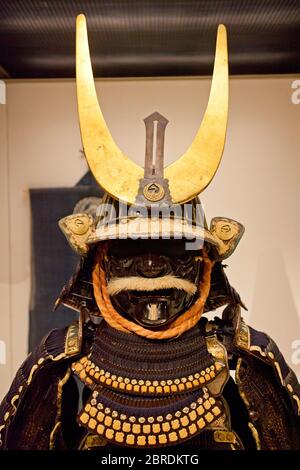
106;275;197;296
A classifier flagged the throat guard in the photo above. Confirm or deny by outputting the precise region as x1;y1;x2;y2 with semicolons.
72;320;230;448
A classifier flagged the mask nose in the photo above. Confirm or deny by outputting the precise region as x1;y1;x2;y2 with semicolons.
136;254;169;278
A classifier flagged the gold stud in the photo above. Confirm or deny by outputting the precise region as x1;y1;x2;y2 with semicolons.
126;384;133;391
143;424;151;434
138;417;146;424
132;424;141;434
129;416;136;423
112;420;121;430
120;414;127;420
137;436;146;446
138;379;144;385
164;385;170;393
148;386;155;393
171;419;180;430
205;412;214;423
80;412;89;424
112;380;119;388
180;416;189;427
169;432;178;442
157;416;163;422
197;417;205;429
158;434;167;444
126;434;135;445
117;376;123;382
124;378;130;384
212;406;221;416
111;375;117;381
189;410;197;421
122;422;131;432
115;432;124;443
153;380;159;386
167;380;172;385
88;418;97;430
204;400;211;410
105;428;114;439
183;407;189;414
156;386;163;393
166;414;172;421
179;428;188;439
79;370;86;380
186;382;193;389
178;383;185;392
85;403;91;412
210;371;216;378
97;424;105;435
133;385;140;393
97;411;105;422
148;417;155;424
174;379;180;385
148;435;156;445
152;423;161;433
119;382;126;390
189;423;197;434
171;384;178;392
104;408;111;414
209;397;215;404
175;411;181;418
162;422;171;432
104;416;112;426
106;378;112;385
131;379;137;385
181;377;187;383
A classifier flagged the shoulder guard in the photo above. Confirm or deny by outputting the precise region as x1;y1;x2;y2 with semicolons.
233;314;300;417
0;321;84;449
208;305;300;449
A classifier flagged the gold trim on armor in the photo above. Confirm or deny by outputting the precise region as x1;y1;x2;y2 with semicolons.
49;368;72;449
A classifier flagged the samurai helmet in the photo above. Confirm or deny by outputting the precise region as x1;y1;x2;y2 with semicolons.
57;15;245;336
59;14;244;260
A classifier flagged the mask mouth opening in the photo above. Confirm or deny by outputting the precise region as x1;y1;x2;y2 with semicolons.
127;287;183;302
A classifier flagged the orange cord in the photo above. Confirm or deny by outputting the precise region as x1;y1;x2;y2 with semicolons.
92;245;213;340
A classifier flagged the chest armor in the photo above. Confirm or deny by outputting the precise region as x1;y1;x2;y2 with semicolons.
72;320;243;449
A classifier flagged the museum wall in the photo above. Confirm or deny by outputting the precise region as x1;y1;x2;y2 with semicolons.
0;76;299;399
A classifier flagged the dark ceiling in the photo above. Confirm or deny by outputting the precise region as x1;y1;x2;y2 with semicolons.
0;0;300;79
